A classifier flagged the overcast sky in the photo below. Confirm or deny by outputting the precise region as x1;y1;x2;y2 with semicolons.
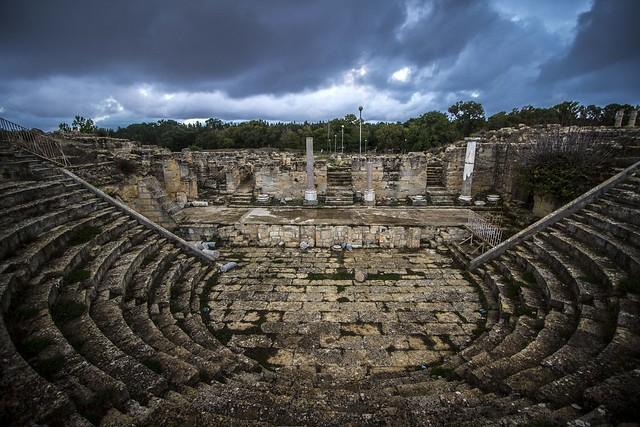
1;0;639;130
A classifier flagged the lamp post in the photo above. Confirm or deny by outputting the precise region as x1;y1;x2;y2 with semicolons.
365;138;368;154
341;125;344;154
334;134;337;153
358;105;363;157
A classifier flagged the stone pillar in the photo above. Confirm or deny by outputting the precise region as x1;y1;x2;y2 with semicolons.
364;161;375;205
627;110;638;127
458;138;477;203
304;137;317;205
614;109;625;127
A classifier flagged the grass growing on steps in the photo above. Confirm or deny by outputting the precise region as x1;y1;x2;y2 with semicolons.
64;268;90;285
21;336;53;358
69;225;102;246
37;355;65;378
429;366;460;380
142;358;163;374
307;268;352;280
504;281;521;300
243;347;278;368
52;301;87;322
521;270;537;285
619;277;640;294
368;272;403;280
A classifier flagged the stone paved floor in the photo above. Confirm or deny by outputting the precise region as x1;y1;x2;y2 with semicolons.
203;247;483;381
178;206;471;226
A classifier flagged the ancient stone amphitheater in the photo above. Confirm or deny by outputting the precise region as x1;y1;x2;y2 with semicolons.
1;124;639;426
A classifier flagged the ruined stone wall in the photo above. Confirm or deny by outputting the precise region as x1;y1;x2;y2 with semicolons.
351;154;438;201
180;223;467;249
255;161;327;199
443;125;640;201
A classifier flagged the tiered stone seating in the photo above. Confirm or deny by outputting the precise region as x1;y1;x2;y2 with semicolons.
445;169;640;420
1;141;638;425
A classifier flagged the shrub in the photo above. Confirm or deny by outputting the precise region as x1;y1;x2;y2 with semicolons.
517;130;613;203
114;158;138;175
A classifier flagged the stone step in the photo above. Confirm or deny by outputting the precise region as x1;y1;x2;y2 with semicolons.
589;198;640;228
558;219;640;278
529;235;608;303
509;243;576;312
59;249;170;404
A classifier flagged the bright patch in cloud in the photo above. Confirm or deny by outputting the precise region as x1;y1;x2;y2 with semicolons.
390;67;411;83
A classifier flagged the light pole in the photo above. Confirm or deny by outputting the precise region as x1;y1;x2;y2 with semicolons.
341;125;344;154
365;138;368;154
358;105;363;157
334;134;337;153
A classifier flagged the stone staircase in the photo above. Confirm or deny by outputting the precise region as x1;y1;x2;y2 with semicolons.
0;141;638;425
426;186;457;206
228;191;253;206
426;161;444;187
325;166;354;206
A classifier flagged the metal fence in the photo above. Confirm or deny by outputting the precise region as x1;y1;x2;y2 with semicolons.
466;210;504;248
0;117;70;166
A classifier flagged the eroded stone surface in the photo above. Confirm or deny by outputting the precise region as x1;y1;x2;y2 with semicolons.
203;247;482;381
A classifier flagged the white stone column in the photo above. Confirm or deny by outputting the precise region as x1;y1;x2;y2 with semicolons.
614;109;625;127
304;137;318;205
627;110;638;127
364;161;375;205
458;138;477;203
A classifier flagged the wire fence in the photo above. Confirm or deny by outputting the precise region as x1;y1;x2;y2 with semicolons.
466;210;504;248
0;117;70;166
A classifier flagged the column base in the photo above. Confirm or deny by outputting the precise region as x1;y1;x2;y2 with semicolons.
458;195;472;205
364;189;375;206
304;190;318;205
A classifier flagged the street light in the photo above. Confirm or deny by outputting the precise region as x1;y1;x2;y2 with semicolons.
358;105;363;157
334;134;337;153
341;125;344;154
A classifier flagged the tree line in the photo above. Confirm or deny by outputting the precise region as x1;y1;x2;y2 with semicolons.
59;101;638;153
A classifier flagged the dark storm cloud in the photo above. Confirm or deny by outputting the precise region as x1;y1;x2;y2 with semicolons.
0;0;637;130
0;0;404;96
538;0;640;102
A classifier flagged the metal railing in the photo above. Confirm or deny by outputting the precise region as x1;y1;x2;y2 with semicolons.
468;158;640;271
462;211;504;251
0;117;71;166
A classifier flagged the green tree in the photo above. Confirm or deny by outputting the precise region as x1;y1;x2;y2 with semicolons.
448;101;485;136
405;111;457;151
374;123;405;152
71;115;97;133
552;101;581;126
